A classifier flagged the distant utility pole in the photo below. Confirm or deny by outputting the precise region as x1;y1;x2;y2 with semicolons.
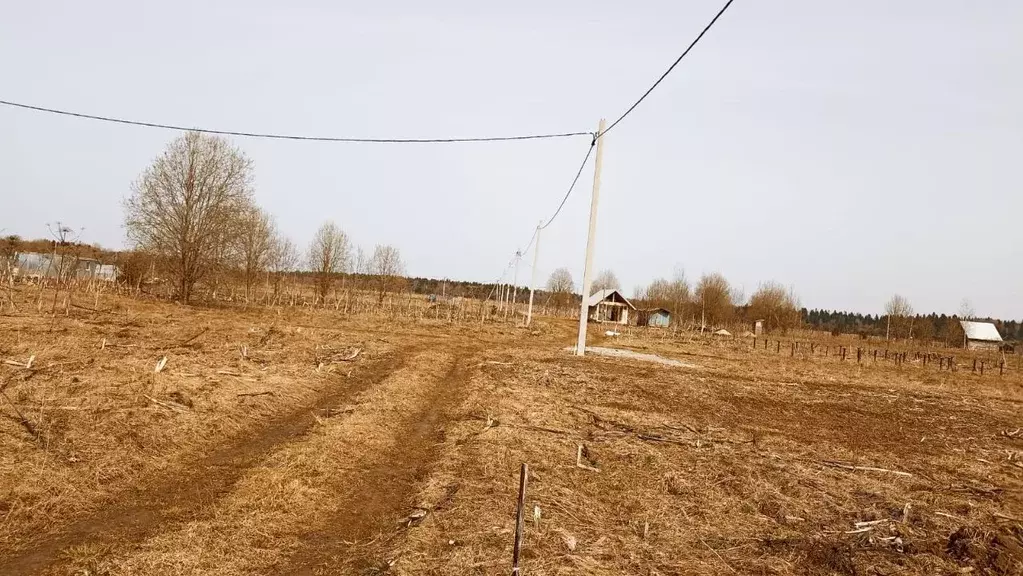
576;119;607;356
526;221;541;326
510;251;521;322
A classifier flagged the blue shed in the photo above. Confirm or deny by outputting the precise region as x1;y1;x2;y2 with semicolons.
638;308;671;328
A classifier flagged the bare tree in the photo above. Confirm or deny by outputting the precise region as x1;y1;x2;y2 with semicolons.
958;298;975;320
268;235;299;301
545;267;575;314
884;294;914;340
369;245;405;304
641;268;690;323
235;206;277;302
592;269;620;292
124;132;254;303
307;221;351;304
748;282;801;333
0;235;21;283
695;272;734;328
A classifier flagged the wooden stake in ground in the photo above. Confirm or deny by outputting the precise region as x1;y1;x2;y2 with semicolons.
512;463;529;575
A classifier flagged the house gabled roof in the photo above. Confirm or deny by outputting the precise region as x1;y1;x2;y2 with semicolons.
586;289;636;310
960;320;1002;342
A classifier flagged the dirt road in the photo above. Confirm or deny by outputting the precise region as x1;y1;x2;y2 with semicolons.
0;340;477;576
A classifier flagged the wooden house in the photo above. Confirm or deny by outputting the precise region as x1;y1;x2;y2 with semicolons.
960;320;1003;351
586;289;635;325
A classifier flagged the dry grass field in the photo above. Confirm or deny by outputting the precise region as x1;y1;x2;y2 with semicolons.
1;290;1022;575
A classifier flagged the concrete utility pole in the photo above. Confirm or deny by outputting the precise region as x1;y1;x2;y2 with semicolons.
576;119;607;356
526;221;541;326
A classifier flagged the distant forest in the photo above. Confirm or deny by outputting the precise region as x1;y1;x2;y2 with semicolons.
800;309;1022;343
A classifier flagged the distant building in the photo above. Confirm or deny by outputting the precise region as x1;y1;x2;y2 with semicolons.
586;289;635;325
14;253;117;281
637;308;671;328
960;320;1002;351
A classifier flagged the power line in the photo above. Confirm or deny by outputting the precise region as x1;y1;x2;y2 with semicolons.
0;99;591;144
539;138;596;230
598;0;736;139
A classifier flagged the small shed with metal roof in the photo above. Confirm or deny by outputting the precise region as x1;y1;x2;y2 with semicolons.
587;289;635;325
637;308;671;328
960;320;1003;351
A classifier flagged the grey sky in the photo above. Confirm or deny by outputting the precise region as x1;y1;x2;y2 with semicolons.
2;1;1020;319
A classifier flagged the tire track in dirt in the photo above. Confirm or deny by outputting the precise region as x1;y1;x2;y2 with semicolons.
0;347;414;576
280;349;475;576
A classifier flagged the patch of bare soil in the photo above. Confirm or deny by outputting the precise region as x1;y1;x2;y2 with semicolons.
282;352;473;575
24;346;477;576
0;345;411;576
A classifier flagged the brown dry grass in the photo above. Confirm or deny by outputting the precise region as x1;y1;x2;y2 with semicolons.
394;322;1023;575
0;291;396;555
2;289;1022;575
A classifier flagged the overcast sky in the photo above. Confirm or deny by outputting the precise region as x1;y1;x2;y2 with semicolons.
2;1;1020;318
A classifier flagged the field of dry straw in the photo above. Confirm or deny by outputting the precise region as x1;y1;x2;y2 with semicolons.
1;288;1022;575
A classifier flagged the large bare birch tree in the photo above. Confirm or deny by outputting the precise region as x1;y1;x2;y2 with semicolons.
124;132;253;303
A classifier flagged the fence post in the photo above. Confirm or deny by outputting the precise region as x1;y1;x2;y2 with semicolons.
884;349;889;360
857;348;862;363
873;349;877;362
1000;360;1004;376
940;357;944;370
841;347;847;361
776;341;780;353
973;359;977;372
791;342;795;357
980;361;984;375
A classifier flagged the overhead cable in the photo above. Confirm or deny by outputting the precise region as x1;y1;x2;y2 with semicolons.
539;138;596;230
0;99;590;144
598;0;736;139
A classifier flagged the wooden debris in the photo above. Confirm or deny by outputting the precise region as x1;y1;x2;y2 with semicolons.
638;434;691;446
336;348;361;362
821;460;912;477
0;389;38;439
154;357;168;373
237;391;274;398
512;463;529;575
179;327;208;345
217;370;243;377
3;355;35;369
143;394;188;412
560;530;578;551
576;445;600;472
406;508;429;527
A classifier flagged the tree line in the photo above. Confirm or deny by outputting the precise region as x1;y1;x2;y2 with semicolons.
119;131;406;304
